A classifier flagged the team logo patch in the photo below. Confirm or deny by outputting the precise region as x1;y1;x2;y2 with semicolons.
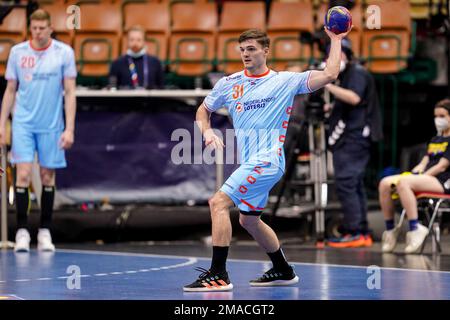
235;102;243;113
24;73;33;82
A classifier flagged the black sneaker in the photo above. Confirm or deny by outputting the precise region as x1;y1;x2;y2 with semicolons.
183;267;234;292
249;265;299;287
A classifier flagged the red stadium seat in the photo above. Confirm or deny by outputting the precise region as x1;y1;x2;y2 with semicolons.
122;2;170;63
73;2;122;76
40;3;74;45
0;8;27;76
217;1;266;75
362;0;411;73
169;2;217;76
267;1;314;71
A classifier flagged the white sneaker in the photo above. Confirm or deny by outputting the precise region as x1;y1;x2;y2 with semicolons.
14;228;30;252
37;228;55;252
381;227;400;253
405;224;429;254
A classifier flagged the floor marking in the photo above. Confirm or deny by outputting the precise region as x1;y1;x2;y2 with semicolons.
0;252;197;284
57;248;450;274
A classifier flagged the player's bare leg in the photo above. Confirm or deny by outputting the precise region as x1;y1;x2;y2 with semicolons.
184;191;234;292
240;213;299;286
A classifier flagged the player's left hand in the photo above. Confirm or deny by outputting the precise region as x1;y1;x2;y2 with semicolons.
324;25;353;41
60;130;74;150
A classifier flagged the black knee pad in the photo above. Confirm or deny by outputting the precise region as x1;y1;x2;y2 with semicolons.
239;210;263;216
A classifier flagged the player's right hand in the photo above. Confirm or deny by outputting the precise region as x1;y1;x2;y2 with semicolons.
0;126;7;147
203;129;224;149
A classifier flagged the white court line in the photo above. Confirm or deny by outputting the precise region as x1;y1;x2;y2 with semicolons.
57;248;450;275
0;253;197;284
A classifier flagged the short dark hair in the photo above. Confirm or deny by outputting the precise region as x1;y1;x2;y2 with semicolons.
238;29;270;48
435;99;450;113
30;9;51;25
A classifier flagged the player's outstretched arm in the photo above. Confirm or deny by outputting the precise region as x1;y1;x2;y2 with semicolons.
60;77;76;150
196;103;224;149
0;80;17;146
308;27;352;92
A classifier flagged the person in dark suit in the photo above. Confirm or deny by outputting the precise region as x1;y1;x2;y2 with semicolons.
109;25;164;89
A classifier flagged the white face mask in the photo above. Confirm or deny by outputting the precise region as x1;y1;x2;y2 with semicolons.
435;117;449;133
126;47;146;58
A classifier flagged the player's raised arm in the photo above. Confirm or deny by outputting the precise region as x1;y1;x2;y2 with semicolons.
308;27;352;92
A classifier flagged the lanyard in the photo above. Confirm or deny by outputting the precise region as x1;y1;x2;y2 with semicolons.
127;55;148;88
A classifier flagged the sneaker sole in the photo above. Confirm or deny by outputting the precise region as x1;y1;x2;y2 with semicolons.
327;240;366;248
249;276;299;287
183;283;234;292
38;244;56;252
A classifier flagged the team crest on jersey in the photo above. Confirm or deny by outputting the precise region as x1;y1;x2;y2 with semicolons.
235;102;243;113
24;73;33;82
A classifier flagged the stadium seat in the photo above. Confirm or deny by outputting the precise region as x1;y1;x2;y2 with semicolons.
40;2;74;45
362;0;411;73
0;8;27;76
122;2;169;63
267;1;314;71
169;2;217;76
217;1;266;75
73;2;122;76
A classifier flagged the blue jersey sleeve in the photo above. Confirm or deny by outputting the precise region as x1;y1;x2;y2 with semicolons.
5;47;17;81
203;78;226;112
63;46;77;78
293;70;312;95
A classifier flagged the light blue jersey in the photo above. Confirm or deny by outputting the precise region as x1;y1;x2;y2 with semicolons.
204;69;312;211
5;39;77;132
204;69;311;171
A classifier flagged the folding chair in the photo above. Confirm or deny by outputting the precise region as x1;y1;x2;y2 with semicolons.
396;192;450;254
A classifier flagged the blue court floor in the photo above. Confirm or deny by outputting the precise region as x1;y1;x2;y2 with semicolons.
1;248;450;300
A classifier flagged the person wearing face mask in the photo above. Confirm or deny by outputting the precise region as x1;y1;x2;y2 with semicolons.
378;99;450;254
323;38;383;248
108;25;164;89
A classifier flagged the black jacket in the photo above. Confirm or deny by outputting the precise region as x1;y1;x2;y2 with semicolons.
109;54;164;89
